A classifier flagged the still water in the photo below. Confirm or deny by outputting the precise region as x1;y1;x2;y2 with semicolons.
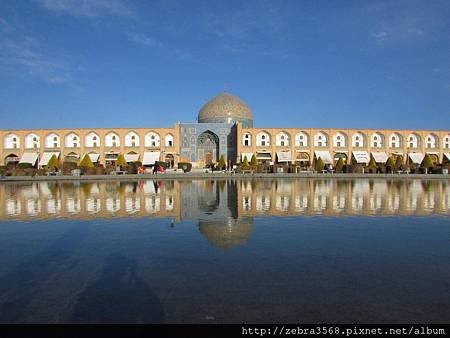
0;179;449;323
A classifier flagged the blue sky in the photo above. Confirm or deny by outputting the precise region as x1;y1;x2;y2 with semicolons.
0;0;449;130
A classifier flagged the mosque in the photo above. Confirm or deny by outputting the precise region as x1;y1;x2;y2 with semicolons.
1;92;449;169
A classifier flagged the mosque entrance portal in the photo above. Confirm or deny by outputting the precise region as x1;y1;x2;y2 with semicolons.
197;131;219;165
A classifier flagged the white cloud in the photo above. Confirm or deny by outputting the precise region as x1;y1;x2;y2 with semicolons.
371;31;389;41
127;32;157;47
0;29;75;85
37;0;133;18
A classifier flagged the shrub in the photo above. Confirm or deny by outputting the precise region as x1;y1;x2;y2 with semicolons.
17;162;33;169
115;154;127;167
47;155;60;169
421;154;434;174
250;154;258;166
79;155;94;169
177;162;192;172
315;157;325;172
218;155;226;170
386;157;395;173
335;158;344;173
242;156;249;167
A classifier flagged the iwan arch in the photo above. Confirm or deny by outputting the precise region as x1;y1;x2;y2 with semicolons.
1;92;449;168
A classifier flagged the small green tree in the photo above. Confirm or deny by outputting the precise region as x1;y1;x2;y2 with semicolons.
369;155;377;168
79;154;94;169
242;156;249;167
335;157;344;173
47;154;60;169
421;154;433;174
250;154;258;166
115;154;127;167
218;155;226;170
385;157;395;173
315;157;325;172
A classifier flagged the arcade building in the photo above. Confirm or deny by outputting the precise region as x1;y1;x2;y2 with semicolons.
1;92;450;169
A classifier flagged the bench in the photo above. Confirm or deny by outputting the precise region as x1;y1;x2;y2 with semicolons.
242;170;254;174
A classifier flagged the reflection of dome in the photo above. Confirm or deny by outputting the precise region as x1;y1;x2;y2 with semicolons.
198;217;253;250
198;92;253;127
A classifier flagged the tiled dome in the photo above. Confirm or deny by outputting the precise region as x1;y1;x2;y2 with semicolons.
198;92;253;127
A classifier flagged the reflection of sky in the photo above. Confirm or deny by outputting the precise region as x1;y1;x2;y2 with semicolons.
1;179;450;219
0;216;448;323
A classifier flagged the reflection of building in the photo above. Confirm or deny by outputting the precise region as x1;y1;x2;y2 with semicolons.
1;179;449;222
2;92;449;169
198;217;253;250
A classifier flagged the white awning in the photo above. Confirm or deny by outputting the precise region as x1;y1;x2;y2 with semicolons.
19;153;39;165
241;153;253;161
314;151;333;164
371;152;388;163
142;152;160;165
408;153;424;164
88;153;100;163
352;151;370;164
256;152;272;160
276;151;292;162
444;153;450;161
124;154;140;162
39;152;60;166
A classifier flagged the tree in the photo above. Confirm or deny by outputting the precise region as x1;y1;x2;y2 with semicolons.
369;155;377;168
385;157;395;173
421;154;433;174
47;154;60;169
335;157;344;173
218;155;226;170
79;154;94;169
315;157;325;172
115;154;127;167
242;156;249;167
250;154;258;166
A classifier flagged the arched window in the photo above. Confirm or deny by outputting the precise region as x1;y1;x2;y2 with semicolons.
352;132;364;148
370;133;384;148
125;131;140;147
444;135;450;149
389;133;401;148
85;132;100;148
243;133;252;147
314;132;328;147
165;134;174;147
333;132;346;148
66;133;80;148
425;134;437;149
275;132;290;147
45;133;60;148
25;133;40;149
145;132;160;147
295;132;308;147
105;132;120;147
4;134;20;149
256;131;270;147
407;133;420;148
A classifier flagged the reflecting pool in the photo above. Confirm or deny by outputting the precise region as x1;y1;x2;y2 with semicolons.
0;179;449;323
